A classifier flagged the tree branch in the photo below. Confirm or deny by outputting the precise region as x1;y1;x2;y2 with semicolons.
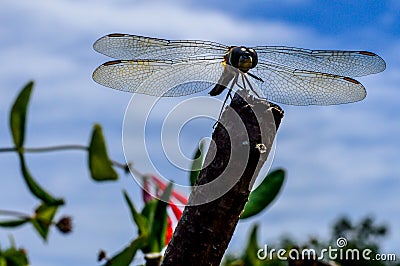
161;90;284;266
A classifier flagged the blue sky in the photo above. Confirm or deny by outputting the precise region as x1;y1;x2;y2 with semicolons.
1;0;399;265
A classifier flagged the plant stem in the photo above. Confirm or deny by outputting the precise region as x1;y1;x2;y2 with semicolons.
0;145;87;153
0;145;130;171
0;210;30;219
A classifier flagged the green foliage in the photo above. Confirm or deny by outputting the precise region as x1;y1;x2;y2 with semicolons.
88;124;118;181
0;219;30;228
30;203;60;241
328;216;396;266
2;81;124;264
148;183;173;252
8;81;64;206
0;241;29;266
9;81;33;150
123;190;149;236
2;81;65;244
223;224;265;266
332;216;387;247
103;236;147;266
190;142;204;186
101;186;173;265
242;225;263;266
240;169;285;219
224;216;399;266
18;153;64;206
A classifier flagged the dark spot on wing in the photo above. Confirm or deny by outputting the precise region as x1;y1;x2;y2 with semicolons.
108;33;126;37
103;60;122;66
359;51;376;56
343;77;360;84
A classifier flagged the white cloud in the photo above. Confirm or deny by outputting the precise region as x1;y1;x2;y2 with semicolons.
2;0;318;44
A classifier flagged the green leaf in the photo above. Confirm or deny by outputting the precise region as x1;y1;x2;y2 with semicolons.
18;153;64;205
0;245;29;266
190;143;204;186
103;235;147;266
141;200;157;221
140;200;157;254
0;219;30;228
9;81;34;150
148;183;173;252
240;169;285;219
122;190;149;235
243;224;261;266
88;124;118;181
30;203;59;241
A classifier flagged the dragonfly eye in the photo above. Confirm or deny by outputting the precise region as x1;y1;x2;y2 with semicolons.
228;46;258;72
248;48;258;68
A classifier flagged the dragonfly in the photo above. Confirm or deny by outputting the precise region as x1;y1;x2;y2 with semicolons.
92;33;386;106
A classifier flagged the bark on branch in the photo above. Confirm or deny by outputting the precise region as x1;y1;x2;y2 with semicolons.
161;90;284;266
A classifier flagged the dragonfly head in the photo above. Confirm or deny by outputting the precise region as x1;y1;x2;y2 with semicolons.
227;46;258;73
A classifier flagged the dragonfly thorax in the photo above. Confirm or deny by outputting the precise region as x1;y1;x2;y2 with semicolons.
225;46;258;73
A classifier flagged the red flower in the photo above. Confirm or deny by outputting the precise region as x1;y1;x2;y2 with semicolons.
168;201;183;220
142;176;153;203
140;174;187;246
165;216;173;245
150;175;188;205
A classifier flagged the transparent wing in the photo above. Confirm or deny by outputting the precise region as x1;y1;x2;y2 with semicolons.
93;33;228;60
254;46;386;77
93;60;172;93
93;58;227;97
249;62;366;105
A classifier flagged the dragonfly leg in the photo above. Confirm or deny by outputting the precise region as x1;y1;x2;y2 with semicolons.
241;74;247;91
234;74;246;90
213;75;239;128
244;74;261;98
